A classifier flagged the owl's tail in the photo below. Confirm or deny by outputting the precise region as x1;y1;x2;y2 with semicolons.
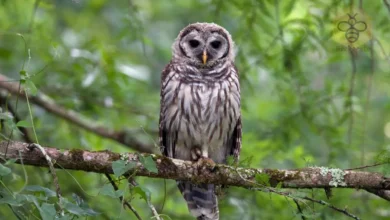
177;181;219;220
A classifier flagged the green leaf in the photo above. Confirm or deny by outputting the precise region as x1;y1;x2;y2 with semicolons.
63;201;87;216
100;184;123;198
139;155;158;173
282;0;297;17
0;196;23;206
112;160;136;177
226;155;235;166
39;203;57;220
71;193;100;216
112;160;126;177
301;212;321;219
23;194;40;208
294;191;309;198
25;80;38;96
63;200;100;216
133;186;151;203
257;1;273;18
0;164;11;176
16;120;31;127
238;156;253;168
255;173;270;186
72;193;84;206
5;159;17;165
78;206;100;216
275;181;283;189
19;70;27;78
25;185;57;198
0;194;36;206
57;215;72;220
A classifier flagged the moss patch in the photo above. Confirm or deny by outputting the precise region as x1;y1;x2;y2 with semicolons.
319;167;346;187
68;149;85;162
264;169;301;187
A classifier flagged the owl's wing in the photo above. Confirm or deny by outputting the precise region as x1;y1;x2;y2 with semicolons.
229;65;242;164
159;112;169;157
229;117;242;164
159;62;175;158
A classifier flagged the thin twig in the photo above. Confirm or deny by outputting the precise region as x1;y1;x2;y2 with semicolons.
293;199;307;220
346;162;388;170
128;178;161;220
157;185;177;213
4;97;33;143
104;174;142;220
255;186;360;220
148;202;161;220
4;83;21;160
159;179;167;213
4;32;30;159
366;189;390;201
27;143;63;210
299;194;360;220
233;163;360;220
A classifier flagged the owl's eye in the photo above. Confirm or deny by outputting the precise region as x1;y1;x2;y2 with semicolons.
189;40;200;48
210;40;221;49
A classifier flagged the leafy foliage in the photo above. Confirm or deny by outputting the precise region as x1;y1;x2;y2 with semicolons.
112;160;137;177
139;155;158;173
100;184;124;198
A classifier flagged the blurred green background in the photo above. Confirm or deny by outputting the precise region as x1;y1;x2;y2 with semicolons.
0;0;390;219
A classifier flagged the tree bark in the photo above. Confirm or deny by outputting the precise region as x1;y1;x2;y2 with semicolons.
1;141;389;191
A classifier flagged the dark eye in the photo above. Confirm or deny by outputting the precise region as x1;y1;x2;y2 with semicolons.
210;40;221;49
189;40;200;48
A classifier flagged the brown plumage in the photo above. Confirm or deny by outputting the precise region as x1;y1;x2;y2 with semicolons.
159;22;241;220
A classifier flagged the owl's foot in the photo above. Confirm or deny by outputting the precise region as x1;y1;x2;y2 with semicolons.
190;147;216;170
190;147;202;161
196;157;216;170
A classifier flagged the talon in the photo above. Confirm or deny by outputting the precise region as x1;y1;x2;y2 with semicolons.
190;147;216;171
27;143;37;151
195;157;216;171
190;147;202;161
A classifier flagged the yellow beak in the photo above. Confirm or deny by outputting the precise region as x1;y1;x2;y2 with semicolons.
202;50;208;64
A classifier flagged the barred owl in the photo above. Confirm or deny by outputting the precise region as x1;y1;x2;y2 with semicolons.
159;22;241;220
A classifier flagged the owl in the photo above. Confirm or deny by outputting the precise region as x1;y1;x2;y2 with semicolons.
159;22;241;220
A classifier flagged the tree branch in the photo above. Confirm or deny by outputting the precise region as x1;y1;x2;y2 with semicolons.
1;141;390;193
366;189;390;201
0;74;155;153
0;94;34;143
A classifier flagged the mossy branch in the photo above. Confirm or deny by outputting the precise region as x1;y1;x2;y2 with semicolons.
1;141;390;197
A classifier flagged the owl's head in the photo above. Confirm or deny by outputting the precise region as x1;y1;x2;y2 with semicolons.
172;22;235;67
